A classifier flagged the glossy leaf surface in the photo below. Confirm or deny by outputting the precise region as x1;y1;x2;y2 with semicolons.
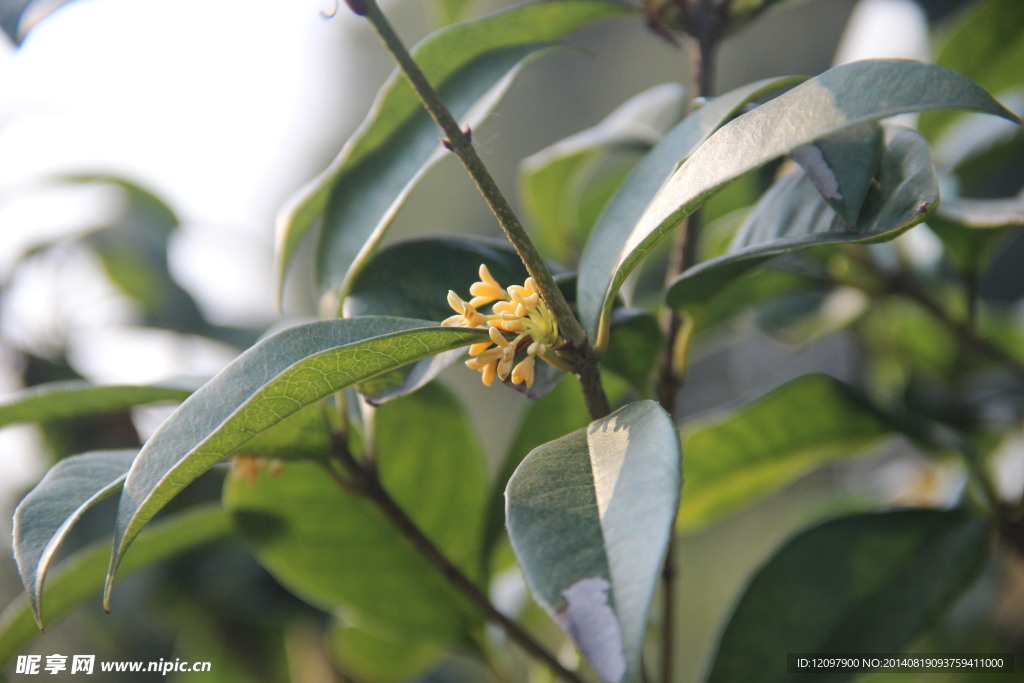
506;401;680;681
678;374;892;530
667;126;938;310
708;509;990;683
105;318;488;603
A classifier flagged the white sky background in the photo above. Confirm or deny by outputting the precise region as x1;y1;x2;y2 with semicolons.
0;0;381;521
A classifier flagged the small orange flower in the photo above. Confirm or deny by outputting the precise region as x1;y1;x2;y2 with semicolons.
441;264;568;389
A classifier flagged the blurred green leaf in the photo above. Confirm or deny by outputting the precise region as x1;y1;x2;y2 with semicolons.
707;509;990;683
13;450;136;627
577;75;802;348
790;122;881;224
0;380;194;430
431;0;476;25
519;82;686;261
479;376;591;573
224;384;486;649
919;0;1024;141
506;401;680;681
331;620;441;683
679;374;892;530
275;0;631;301
929;194;1024;276
583;59;1019;347
105;318;489;606
602;308;661;393
0;505;231;670
345;236;529;403
667;126;938;310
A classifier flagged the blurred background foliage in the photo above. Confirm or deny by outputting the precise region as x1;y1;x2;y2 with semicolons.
0;0;1022;681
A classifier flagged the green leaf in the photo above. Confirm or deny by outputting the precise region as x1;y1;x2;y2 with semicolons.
577;75;805;348
0;505;231;669
105;318;489;605
12;450;136;628
344;236;529;403
601;308;661;393
224;384;486;646
275;0;631;301
431;0;476;25
928;194;1024;275
0;380;194;430
790;122;882;225
707;509;990;683
331;620;442;683
479;376;591;573
506;401;680;681
667;125;938;310
678;374;892;530
919;0;1024;140
519;82;686;261
583;59;1020;347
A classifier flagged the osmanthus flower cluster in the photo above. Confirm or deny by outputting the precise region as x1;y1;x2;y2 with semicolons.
442;265;571;388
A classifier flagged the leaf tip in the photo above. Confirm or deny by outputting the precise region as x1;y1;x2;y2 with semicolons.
555;576;626;683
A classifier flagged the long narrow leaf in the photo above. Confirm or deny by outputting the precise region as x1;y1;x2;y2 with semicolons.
104;318;488;605
13;450;136;627
0;506;231;669
0;381;194;430
667;126;938;310
577;75;804;347
582;59;1019;347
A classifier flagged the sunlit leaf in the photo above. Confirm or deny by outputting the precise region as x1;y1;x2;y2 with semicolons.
666;126;938;310
225;384;487;647
678;374;892;530
506;401;680;681
105;318;489;605
707;509;990;683
0;380;194;430
0;505;231;669
519;82;686;261
13;450;136;627
577;75;805;348
583;59;1019;347
275;0;631;302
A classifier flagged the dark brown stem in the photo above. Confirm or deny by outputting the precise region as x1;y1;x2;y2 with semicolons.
327;433;585;683
657;5;718;681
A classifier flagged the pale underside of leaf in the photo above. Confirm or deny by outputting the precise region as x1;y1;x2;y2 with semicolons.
577;75;805;348
506;401;680;681
13;450;137;627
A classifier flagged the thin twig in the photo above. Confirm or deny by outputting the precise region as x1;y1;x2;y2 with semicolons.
326;433;585;683
354;0;610;419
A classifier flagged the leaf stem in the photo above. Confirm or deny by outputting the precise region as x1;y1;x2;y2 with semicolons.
326;431;585;683
356;0;610;419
